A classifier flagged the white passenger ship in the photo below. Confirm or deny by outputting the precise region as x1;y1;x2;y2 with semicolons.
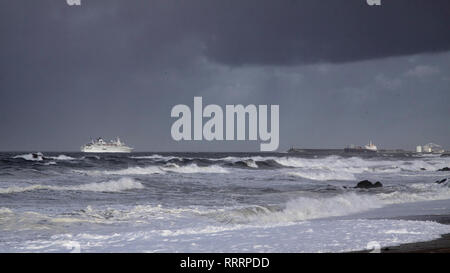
81;137;133;153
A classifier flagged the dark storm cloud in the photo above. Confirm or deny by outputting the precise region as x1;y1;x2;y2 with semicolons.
125;0;449;66
196;0;450;66
0;0;449;151
3;0;450;68
96;0;450;66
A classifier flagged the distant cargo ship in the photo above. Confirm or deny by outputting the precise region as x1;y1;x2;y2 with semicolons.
344;141;378;154
81;137;133;153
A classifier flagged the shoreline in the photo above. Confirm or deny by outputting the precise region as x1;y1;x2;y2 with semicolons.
356;214;450;253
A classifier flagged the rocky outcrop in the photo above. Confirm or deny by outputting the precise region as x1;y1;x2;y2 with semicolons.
355;180;383;189
437;167;450;172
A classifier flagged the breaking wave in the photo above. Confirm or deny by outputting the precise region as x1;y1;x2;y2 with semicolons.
213;193;383;224
12;153;77;161
378;182;450;204
49;155;76;161
0;178;144;194
287;170;356;181
83;163;229;176
13;153;44;161
212;181;450;224
130;155;182;161
162;163;229;174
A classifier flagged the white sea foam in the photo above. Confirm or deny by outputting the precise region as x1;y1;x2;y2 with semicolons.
243;159;258;168
101;166;164;175
49;155;76;161
12;153;77;161
84;163;229;175
223;155;450;173
213;181;450;224
43;161;57;166
0;207;13;214
377;182;450;204
384;228;422;235
0;178;144;194
13;153;44;161
287;170;356;181
11;219;450;253
130;155;182;161
161;163;229;174
219;193;383;224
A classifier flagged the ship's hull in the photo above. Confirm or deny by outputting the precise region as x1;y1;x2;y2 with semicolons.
344;148;377;154
81;145;133;153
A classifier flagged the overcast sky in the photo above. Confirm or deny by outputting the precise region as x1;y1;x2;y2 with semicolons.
0;0;449;152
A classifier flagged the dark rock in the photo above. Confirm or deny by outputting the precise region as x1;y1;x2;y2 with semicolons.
374;181;383;188
355;180;383;189
435;178;448;184
438;167;450;172
420;168;426;171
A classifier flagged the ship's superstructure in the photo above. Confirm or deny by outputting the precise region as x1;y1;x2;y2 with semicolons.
344;140;378;153
81;137;133;153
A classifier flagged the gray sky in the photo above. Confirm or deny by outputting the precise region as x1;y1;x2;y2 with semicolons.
0;0;449;152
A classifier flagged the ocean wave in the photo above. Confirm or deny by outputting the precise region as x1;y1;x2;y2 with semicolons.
130;155;182;161
43;161;57;166
67;204;211;223
99;166;164;175
161;163;229;174
0;178;144;194
287;170;356;181
83;163;229;176
377;182;450;204
213;193;383;224
69;154;450;176
0;207;13;214
13;153;44;161
49;155;77;161
211;181;450;224
12;153;77;162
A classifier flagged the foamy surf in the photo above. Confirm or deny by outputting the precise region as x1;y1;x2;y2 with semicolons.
287;170;356;181
13;153;44;161
0;177;143;194
8;218;450;253
161;163;229;174
81;163;229;176
209;182;450;224
2;151;450;253
12;153;77;161
49;155;77;161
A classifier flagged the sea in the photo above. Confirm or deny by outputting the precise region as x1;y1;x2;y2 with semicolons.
1;151;450;253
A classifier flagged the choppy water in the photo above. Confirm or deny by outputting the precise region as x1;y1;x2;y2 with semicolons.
1;151;450;252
